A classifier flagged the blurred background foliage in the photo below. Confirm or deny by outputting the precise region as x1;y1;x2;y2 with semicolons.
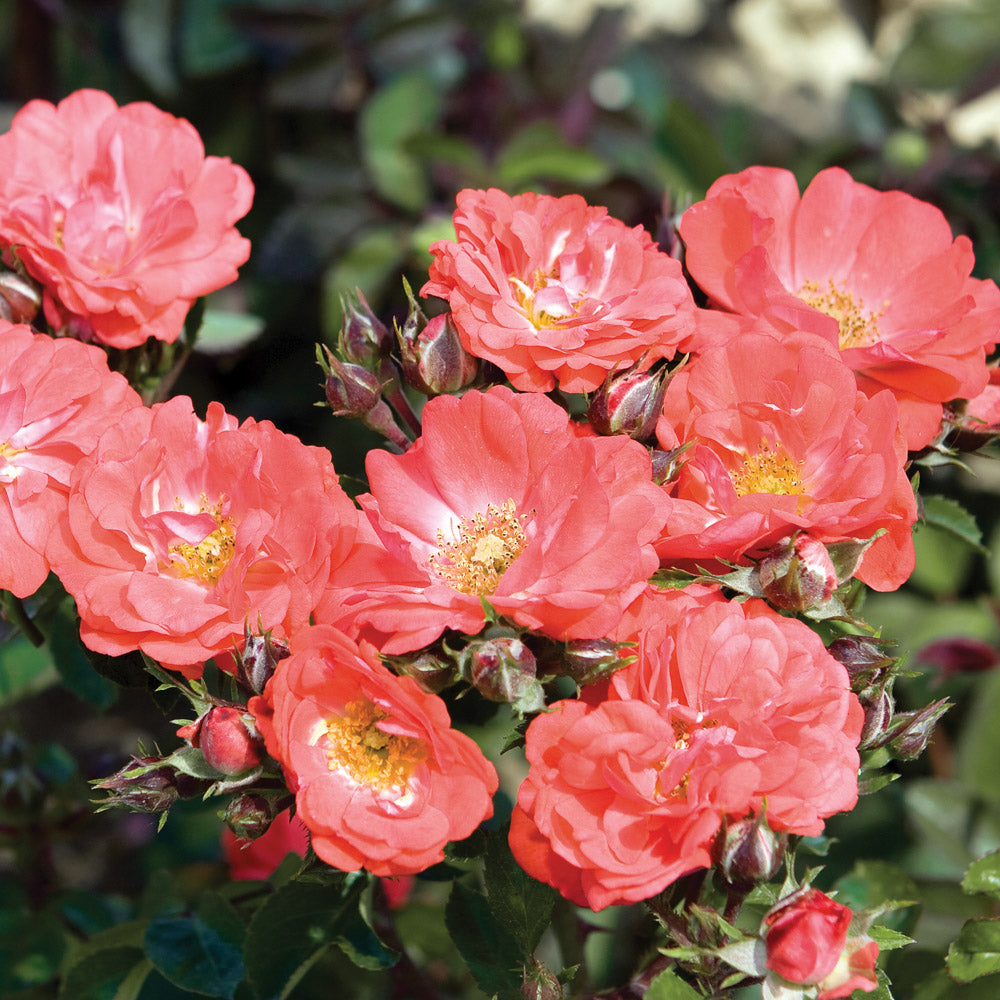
2;0;1000;997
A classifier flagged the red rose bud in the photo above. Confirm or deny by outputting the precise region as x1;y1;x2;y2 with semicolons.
0;268;41;324
858;688;894;750
888;698;950;761
223;793;278;841
719;812;785;889
758;534;837;611
827;636;897;685
339;288;392;368
916;636;999;680
461;636;544;712
649;442;691;486
323;352;385;417
93;755;210;814
397;311;479;396
764;887;852;986
199;707;263;776
237;625;290;696
587;359;672;440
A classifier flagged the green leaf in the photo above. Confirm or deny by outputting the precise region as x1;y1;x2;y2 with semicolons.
165;746;228;781
947;919;1000;982
483;826;558;954
921;495;986;553
59;949;147;1000
0;634;57;707
143;893;245;998
179;0;255;77
193;310;266;356
964;851;1000;899
957;669;1000;804
244;876;369;999
122;0;179;96
47;597;116;709
496;121;612;190
833;860;920;932
445;881;525;1000
868;925;915;951
659;100;730;191
359;73;442;211
646;967;703;1000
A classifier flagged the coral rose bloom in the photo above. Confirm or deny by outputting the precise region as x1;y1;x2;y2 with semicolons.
679;165;1000;449
655;332;916;591
251;625;497;876
47;396;359;676
0;322;140;597
510;591;862;911
422;188;694;393
340;386;669;653
0;89;253;348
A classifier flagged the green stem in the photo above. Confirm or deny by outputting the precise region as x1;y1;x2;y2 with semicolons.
1;591;45;647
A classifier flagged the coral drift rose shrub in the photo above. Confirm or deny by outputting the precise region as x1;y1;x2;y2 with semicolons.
655;331;917;591
250;624;498;876
679;165;1000;450
0;89;253;348
0;321;140;597
46;395;359;676
510;591;862;911
338;386;669;653
422;188;694;393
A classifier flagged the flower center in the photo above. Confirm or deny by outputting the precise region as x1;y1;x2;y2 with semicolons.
167;497;236;584
324;699;427;793
797;278;886;349
731;442;803;498
0;440;25;483
509;269;586;329
429;499;531;596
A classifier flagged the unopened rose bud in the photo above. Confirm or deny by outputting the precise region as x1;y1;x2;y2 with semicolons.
858;688;894;750
199;707;262;776
758;535;837;611
827;636;897;686
0;269;41;324
339;289;392;369
649;443;690;486
719;812;785;889
889;698;950;761
460;636;544;713
916;636;999;680
223;793;277;841
323;354;385;417
588;360;672;440
238;625;290;695
397;311;479;396
537;638;635;686
382;649;458;693
521;961;563;1000
94;755;210;814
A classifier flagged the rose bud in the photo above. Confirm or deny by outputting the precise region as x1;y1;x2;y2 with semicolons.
915;636;999;680
587;359;672;440
763;887;879;997
649;443;691;486
827;635;897;687
0;269;41;324
858;688;894;751
536;637;635;687
237;624;291;696
718;811;785;889
460;635;544;713
758;534;837;611
381;648;458;694
339;288;392;369
322;352;385;418
198;707;263;776
93;755;210;814
223;793;278;842
397;311;479;396
888;698;950;761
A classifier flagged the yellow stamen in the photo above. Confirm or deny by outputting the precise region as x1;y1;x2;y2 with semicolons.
798;278;887;349
509;270;586;329
731;442;804;498
429;499;530;596
0;440;25;478
324;699;427;792
167;496;236;584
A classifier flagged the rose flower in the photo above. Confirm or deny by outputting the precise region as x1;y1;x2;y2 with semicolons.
655;331;916;591
422;188;694;393
250;624;497;876
336;386;669;653
0;321;140;597
0;89;253;348
47;395;359;676
510;590;862;911
678;165;1000;449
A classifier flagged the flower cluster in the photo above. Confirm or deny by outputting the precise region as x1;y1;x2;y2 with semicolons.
5;86;991;1000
